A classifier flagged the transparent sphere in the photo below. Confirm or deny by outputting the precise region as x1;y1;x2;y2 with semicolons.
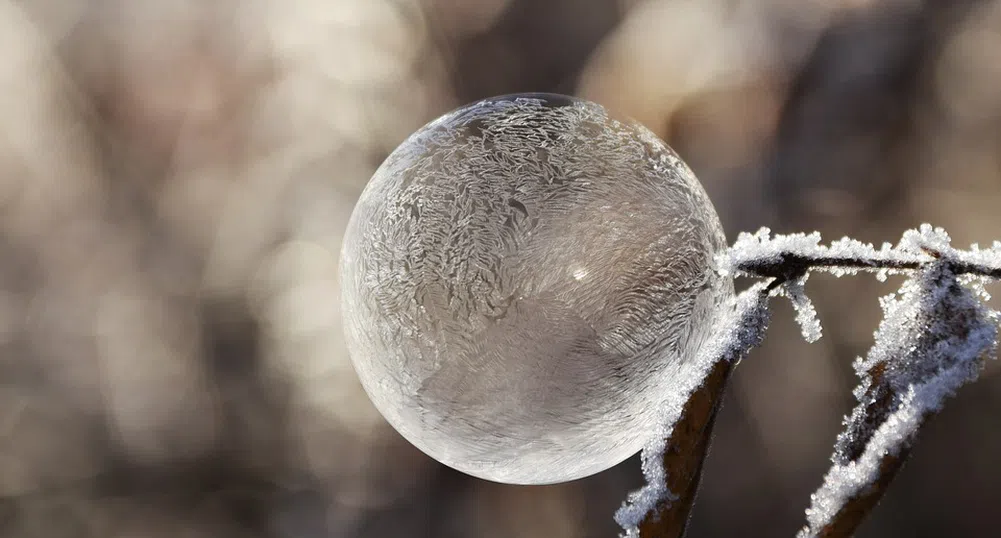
340;94;732;484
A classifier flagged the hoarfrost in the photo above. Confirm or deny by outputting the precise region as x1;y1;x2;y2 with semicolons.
780;275;823;343
616;283;771;537
723;227;931;279
798;229;1001;536
626;224;1001;537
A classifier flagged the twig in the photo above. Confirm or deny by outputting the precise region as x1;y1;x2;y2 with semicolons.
741;253;921;285
798;261;998;537
725;226;1001;284
804;356;909;538
738;251;1001;282
632;359;732;538
619;225;1000;538
617;285;771;537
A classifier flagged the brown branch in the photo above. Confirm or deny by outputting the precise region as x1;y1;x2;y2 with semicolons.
736;250;1001;283
618;285;770;537
740;253;921;283
616;284;770;537
808;361;911;538
813;450;909;538
636;359;733;538
623;231;999;538
798;263;996;537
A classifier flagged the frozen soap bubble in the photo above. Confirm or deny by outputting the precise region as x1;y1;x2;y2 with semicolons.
340;93;732;484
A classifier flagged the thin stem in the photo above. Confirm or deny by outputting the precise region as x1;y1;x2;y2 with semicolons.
806;360;910;538
740;254;920;282
736;251;1001;283
621;285;771;537
798;263;997;537
635;359;732;538
626;229;1000;538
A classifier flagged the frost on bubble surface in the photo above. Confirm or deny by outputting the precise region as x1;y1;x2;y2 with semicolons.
339;93;733;485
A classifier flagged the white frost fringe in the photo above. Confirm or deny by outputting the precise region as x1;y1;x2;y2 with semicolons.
800;232;999;535
618;225;1000;537
615;283;770;537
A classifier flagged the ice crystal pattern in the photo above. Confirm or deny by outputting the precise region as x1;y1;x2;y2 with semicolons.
340;94;732;484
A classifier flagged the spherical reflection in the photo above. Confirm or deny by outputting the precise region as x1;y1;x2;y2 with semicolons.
340;93;731;484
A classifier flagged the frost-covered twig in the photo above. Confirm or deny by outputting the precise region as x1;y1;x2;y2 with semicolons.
727;225;1001;537
724;225;1001;284
776;274;823;343
799;259;999;537
619;225;1001;538
616;283;772;537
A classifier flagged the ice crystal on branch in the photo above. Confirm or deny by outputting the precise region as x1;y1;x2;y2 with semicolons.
726;224;1001;282
800;242;1000;536
778;275;823;343
615;283;772;538
622;224;1001;538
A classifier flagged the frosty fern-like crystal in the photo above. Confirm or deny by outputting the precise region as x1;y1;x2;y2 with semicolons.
340;93;732;484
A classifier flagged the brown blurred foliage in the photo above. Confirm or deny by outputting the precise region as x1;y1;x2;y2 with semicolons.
0;0;999;536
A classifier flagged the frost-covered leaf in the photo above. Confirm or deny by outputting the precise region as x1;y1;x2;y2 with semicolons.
622;224;1001;538
799;257;999;537
616;283;771;537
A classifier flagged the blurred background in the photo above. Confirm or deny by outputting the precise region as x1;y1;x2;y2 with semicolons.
1;0;999;536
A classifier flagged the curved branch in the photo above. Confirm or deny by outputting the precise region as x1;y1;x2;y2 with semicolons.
798;262;998;537
618;226;1000;538
618;285;771;537
633;359;732;538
